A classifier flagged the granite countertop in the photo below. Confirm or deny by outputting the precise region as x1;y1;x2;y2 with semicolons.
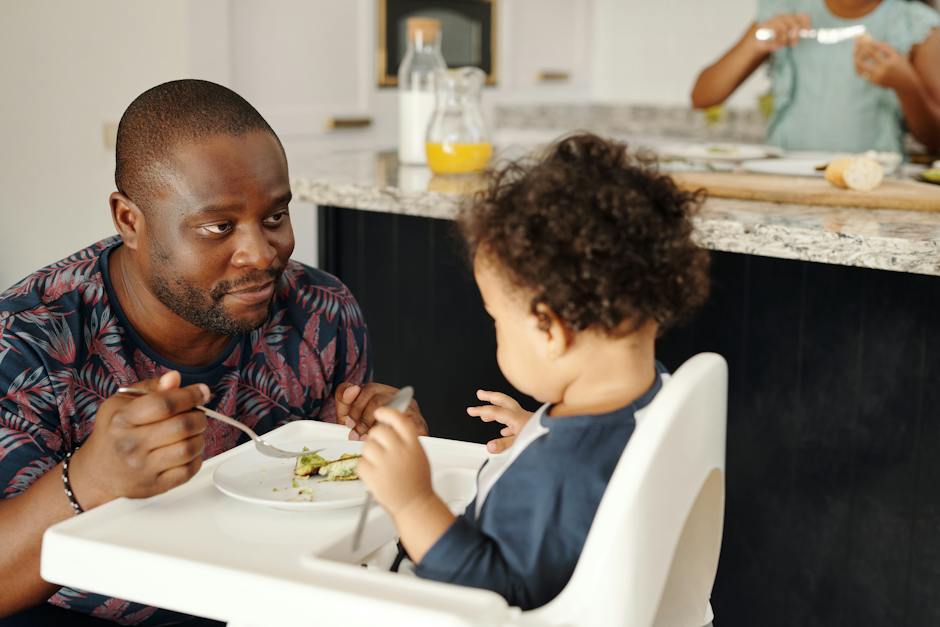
288;147;940;278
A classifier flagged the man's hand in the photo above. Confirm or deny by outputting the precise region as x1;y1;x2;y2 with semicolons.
358;406;433;517
467;390;534;454
69;370;210;509
854;36;917;92
335;382;428;440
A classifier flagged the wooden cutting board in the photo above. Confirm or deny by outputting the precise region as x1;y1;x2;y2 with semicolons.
670;171;940;212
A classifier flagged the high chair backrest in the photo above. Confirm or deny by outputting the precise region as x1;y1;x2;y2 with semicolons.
519;352;728;627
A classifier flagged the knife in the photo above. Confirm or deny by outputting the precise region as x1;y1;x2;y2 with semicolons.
755;24;866;45
350;385;415;552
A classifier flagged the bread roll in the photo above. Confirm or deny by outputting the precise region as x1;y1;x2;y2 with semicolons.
825;156;884;191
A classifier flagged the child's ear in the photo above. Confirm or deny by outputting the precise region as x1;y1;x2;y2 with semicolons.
533;303;573;359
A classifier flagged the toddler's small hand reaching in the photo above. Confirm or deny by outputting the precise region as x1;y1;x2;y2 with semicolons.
467;390;534;454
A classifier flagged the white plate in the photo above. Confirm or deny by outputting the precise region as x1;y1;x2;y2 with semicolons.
657;142;777;162
741;157;826;177
213;440;366;511
746;151;903;176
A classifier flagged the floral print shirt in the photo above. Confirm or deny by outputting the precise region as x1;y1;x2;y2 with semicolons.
0;236;371;624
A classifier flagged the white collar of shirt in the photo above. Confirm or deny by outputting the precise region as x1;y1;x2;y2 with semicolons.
471;372;670;518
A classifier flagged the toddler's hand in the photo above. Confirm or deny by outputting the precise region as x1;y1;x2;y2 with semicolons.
358;406;433;517
467;390;534;454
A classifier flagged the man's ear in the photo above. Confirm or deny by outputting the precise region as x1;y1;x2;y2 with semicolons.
110;191;145;250
533;302;573;360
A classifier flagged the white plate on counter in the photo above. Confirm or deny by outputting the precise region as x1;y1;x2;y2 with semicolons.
657;142;780;162
213;440;365;511
740;157;826;177
741;150;904;177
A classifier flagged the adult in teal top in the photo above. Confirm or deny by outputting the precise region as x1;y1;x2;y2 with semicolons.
691;0;940;154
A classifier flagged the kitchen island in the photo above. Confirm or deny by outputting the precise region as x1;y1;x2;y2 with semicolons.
291;147;940;627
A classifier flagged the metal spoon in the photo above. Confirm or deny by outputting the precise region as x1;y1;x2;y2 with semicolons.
351;385;414;552
116;386;324;459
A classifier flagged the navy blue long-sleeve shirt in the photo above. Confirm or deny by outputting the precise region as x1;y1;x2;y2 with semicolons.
415;365;666;610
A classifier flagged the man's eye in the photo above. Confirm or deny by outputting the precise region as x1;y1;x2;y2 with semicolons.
203;223;232;235
264;211;289;227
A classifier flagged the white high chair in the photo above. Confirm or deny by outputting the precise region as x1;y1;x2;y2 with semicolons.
234;352;727;627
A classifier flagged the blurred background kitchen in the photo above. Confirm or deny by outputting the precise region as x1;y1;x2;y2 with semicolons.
4;2;940;627
0;0;776;290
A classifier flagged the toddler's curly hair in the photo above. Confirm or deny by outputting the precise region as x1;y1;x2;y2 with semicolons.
457;133;710;334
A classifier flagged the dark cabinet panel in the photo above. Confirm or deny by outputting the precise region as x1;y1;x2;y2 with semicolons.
319;206;536;444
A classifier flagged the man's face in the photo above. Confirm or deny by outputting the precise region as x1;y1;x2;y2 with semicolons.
139;130;294;335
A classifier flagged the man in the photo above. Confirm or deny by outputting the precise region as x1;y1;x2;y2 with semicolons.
0;80;424;626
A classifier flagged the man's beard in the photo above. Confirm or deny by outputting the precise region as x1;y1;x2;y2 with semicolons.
150;264;282;336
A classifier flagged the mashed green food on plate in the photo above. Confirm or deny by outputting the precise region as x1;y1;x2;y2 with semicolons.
293;450;361;481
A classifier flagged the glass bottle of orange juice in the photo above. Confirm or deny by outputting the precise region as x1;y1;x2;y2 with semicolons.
425;67;492;175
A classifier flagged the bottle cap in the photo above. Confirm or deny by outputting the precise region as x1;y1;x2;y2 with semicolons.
407;17;441;42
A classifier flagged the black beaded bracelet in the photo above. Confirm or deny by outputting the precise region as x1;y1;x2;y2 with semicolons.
61;450;84;515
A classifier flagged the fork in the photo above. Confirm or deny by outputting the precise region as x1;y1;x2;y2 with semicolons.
351;385;415;552
116;386;324;459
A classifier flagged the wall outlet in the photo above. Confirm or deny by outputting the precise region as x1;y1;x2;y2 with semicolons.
102;121;118;150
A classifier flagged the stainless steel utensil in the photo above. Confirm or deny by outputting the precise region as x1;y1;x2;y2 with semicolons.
755;24;866;45
116;386;323;459
351;385;415;552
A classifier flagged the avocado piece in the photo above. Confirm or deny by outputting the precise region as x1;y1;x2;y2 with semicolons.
318;454;361;481
293;450;328;477
922;168;940;183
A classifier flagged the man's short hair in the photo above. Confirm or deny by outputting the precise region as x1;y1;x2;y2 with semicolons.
115;79;280;206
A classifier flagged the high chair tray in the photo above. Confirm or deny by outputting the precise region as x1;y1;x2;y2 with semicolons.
41;420;488;624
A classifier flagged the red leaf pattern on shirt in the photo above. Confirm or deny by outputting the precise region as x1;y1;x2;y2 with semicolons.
0;241;371;624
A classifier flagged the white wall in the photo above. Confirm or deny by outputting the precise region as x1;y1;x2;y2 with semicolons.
591;0;770;107
0;0;327;290
0;1;195;290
